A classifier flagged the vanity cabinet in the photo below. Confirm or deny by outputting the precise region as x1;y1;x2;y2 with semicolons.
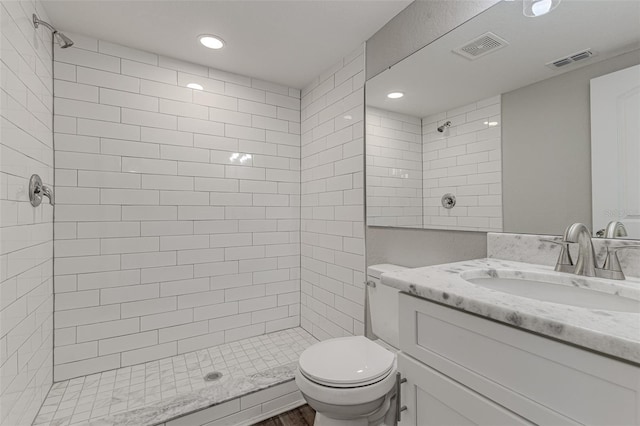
397;293;640;426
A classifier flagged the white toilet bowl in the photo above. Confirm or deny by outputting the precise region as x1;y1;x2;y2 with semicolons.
295;336;397;426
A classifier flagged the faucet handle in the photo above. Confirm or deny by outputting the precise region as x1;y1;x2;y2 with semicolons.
540;239;574;273
599;245;640;280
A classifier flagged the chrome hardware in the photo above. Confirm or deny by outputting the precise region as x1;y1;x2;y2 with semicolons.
441;193;456;209
29;174;54;207
604;221;628;239
561;223;597;277
600;245;640;280
553;222;636;280
366;280;376;288
540;239;574;273
395;372;407;423
595;221;627;239
437;121;452;133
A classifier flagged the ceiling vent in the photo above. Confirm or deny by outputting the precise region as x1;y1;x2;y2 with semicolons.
546;49;596;69
453;32;509;60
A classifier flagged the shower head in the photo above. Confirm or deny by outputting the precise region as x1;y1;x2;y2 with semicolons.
33;14;74;48
437;121;452;133
53;31;74;49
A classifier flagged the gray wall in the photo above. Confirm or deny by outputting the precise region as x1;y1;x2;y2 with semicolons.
502;49;640;236
366;0;500;80
366;227;486;268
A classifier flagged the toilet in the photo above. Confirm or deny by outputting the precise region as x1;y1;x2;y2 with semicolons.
295;264;407;426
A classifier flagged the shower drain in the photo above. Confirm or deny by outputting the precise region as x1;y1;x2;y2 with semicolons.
204;371;223;382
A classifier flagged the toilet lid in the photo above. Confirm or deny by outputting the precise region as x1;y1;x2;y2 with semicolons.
298;336;395;388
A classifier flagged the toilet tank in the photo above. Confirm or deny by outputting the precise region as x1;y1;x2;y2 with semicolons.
367;264;407;349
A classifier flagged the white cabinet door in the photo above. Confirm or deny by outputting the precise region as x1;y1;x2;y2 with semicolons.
397;353;532;426
591;64;640;237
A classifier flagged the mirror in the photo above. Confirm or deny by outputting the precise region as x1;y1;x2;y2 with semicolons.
365;0;640;238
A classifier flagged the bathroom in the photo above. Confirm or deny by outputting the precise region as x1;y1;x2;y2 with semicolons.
1;0;639;424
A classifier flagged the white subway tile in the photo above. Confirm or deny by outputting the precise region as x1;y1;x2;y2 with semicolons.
98;330;158;355
122;157;177;175
140;80;191;102
56;151;120;172
56;48;120;73
120;341;176;366
100;88;159;111
122;108;177;130
158;320;208;343
140;265;193;284
140;309;192;331
101;188;159;205
193;91;237;110
100;237;159;254
160;235;209;251
76;67;139;92
76;318;140;342
177;117;224;136
99;41;158;65
55;80;99;102
121;251;176;269
55;304;120;328
122;59;176;84
121;297;176;318
140;127;193;147
56;98;120;122
177;330;225;354
121;205;177;221
77;118;140;141
54;354;120;381
77;269;140;291
55;290;99;311
159;99;208;119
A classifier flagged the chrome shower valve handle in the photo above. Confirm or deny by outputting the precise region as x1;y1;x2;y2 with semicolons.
29;174;54;206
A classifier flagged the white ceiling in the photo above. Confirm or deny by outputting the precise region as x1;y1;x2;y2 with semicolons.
41;0;411;89
367;0;640;118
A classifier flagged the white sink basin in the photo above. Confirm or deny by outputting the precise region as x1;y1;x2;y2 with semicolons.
462;270;640;313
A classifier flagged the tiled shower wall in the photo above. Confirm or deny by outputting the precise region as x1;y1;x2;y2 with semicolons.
366;107;422;228
422;95;502;232
52;35;301;381
300;45;366;340
0;1;54;425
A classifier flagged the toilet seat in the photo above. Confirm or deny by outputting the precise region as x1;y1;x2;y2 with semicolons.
298;336;395;388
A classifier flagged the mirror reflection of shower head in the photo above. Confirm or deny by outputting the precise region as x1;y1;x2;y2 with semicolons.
437;121;452;133
32;14;74;48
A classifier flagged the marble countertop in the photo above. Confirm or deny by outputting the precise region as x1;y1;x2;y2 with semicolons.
382;258;640;364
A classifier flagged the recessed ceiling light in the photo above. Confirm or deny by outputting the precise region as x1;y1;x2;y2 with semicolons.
523;0;560;17
387;92;404;99
199;35;225;49
187;83;204;91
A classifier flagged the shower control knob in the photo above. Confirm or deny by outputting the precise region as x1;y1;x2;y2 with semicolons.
441;193;456;209
29;174;54;207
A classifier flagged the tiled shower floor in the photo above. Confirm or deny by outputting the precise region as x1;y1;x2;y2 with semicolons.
33;328;317;426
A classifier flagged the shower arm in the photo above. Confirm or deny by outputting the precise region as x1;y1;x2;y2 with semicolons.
32;14;57;33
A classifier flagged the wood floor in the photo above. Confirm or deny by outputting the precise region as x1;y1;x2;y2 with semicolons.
253;404;316;426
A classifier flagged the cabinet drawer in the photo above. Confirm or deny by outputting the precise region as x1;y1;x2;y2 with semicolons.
398;352;532;426
399;293;640;425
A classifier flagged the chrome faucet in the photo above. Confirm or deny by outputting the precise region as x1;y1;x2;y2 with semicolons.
595;221;628;238
548;222;638;280
604;221;628;238
562;223;598;277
